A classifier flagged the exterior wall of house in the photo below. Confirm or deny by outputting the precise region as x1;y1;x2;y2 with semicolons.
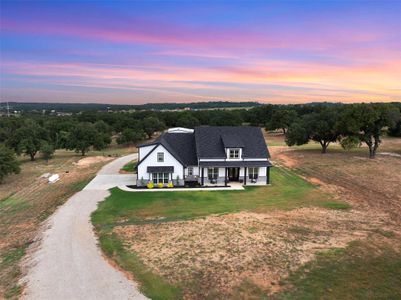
198;166;270;186
138;145;155;161
200;167;226;186
184;166;199;176
244;167;269;185
137;144;184;186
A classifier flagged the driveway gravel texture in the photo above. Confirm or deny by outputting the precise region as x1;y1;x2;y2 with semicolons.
22;154;148;300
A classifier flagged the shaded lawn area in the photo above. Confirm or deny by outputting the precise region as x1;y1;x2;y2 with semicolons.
92;167;346;226
92;167;350;300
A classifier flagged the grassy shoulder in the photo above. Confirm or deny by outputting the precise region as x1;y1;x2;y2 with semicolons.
92;167;349;299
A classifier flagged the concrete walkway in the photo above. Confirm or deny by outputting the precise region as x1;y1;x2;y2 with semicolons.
22;154;147;300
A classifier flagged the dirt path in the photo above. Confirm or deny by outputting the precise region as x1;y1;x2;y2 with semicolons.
22;154;147;300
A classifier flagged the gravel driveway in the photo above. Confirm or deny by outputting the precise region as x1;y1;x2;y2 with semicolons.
22;154;147;300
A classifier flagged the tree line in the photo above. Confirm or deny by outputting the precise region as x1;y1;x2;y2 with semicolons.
0;102;400;183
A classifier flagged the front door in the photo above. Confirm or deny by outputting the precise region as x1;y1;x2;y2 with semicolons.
228;167;240;181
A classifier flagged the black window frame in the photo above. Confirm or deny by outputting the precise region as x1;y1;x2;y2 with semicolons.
248;167;259;180
152;172;169;184
157;152;164;162
207;167;219;180
229;148;240;159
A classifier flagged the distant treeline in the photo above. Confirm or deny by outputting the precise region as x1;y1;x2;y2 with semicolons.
0;101;262;113
0;102;400;182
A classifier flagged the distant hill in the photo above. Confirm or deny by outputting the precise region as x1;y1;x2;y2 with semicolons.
0;101;262;113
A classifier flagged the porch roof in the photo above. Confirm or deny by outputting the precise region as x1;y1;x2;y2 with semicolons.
147;166;174;173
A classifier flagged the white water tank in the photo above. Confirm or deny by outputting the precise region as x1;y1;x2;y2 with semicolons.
48;174;60;184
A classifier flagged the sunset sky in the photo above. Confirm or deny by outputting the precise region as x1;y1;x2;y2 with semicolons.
0;1;400;104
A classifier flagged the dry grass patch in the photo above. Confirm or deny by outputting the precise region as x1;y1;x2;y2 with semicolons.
115;208;395;299
269;136;401;219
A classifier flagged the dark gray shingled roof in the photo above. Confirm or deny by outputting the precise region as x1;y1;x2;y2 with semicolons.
221;134;245;148
138;132;198;166
138;126;270;167
195;126;270;158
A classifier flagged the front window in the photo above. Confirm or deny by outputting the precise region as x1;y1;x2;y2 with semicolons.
152;172;169;184
208;167;218;180
188;166;193;176
229;149;240;159
249;167;259;180
157;152;164;162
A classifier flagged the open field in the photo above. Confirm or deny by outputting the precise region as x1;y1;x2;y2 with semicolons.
270;135;401;219
91;167;386;299
93;133;401;299
0;145;137;299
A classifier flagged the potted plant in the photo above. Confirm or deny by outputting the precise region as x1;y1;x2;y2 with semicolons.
147;182;154;189
157;182;164;188
167;182;174;188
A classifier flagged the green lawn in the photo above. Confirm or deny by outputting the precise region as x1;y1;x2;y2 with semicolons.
120;160;137;173
92;167;350;299
275;240;401;300
92;167;344;226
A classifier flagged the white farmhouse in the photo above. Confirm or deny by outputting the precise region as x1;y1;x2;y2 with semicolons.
136;126;272;187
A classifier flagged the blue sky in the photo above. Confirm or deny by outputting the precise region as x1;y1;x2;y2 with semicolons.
1;0;400;104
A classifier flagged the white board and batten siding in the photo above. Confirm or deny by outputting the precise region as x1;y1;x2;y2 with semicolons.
137;144;184;181
138;145;156;161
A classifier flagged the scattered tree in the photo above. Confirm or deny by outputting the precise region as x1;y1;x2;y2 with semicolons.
41;142;55;163
303;109;341;153
66;122;111;156
176;113;200;128
285;121;309;146
389;119;401;137
266;109;297;133
339;103;400;158
142;117;165;138
285;108;341;153
117;128;146;145
0;145;20;183
6;120;48;161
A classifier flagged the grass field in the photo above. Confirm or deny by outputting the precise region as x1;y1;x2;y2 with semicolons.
275;240;401;300
92;167;352;299
92;167;344;225
93;133;401;299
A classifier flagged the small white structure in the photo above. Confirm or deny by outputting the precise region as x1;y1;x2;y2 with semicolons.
48;174;60;184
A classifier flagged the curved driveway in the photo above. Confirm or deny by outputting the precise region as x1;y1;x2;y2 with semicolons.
23;154;147;300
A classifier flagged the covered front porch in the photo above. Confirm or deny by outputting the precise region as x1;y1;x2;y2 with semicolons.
198;161;272;186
